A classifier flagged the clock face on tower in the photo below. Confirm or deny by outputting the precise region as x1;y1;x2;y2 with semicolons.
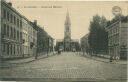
112;6;122;16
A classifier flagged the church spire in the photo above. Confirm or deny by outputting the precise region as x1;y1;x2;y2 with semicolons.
64;10;71;40
64;10;71;51
65;10;71;25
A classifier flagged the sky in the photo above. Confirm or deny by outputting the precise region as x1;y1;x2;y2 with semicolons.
6;0;128;40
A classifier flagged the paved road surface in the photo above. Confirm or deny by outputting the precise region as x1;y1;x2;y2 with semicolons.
0;52;127;81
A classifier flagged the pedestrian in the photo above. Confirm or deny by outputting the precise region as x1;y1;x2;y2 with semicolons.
58;49;61;54
110;56;113;62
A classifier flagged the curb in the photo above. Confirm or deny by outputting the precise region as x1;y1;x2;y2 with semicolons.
0;53;56;68
82;55;127;65
8;54;49;64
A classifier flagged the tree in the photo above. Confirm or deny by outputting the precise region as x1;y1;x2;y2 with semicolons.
88;15;108;54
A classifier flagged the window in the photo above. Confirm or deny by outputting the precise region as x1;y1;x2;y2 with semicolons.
3;9;6;19
7;11;9;21
10;14;13;23
17;45;19;54
113;29;115;34
3;43;6;52
17;18;19;27
20;32;22;40
20;46;21;52
14;29;16;39
10;44;12;55
7;25;9;37
20;20;22;28
17;30;19;40
2;24;6;35
14;16;16;25
12;15;14;23
10;27;13;38
4;24;6;36
1;25;4;35
12;28;14;39
14;45;15;55
7;44;9;55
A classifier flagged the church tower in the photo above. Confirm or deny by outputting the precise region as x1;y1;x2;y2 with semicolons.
64;11;71;40
64;11;71;51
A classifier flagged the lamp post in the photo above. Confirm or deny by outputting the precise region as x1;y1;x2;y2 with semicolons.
35;43;38;59
47;37;49;57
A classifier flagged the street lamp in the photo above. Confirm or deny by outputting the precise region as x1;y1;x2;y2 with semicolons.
47;37;49;57
35;44;38;59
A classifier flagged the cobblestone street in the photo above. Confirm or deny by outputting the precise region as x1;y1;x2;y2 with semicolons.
0;52;127;81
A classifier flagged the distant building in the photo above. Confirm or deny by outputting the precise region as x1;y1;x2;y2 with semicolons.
56;39;64;51
80;34;90;54
36;25;54;54
22;16;29;57
48;35;54;53
56;11;80;52
29;21;37;57
106;16;128;59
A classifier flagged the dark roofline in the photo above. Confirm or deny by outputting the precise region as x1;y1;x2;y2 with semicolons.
2;0;54;39
81;33;89;40
106;16;128;29
2;0;23;18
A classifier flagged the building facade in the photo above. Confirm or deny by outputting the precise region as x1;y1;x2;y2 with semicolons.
27;21;37;57
0;0;38;58
32;21;37;57
22;16;29;57
56;39;64;51
48;35;54;53
36;26;54;54
1;0;23;58
80;34;90;54
22;17;37;57
106;16;128;59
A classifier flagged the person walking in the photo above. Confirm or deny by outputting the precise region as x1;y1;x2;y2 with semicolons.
110;56;113;62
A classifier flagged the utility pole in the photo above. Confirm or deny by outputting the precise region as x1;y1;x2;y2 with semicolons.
47;37;49;57
35;44;38;59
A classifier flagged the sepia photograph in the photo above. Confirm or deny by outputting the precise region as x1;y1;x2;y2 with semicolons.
0;0;128;82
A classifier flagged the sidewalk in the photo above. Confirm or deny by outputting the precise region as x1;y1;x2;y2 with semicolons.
0;52;55;68
90;56;127;65
80;52;127;65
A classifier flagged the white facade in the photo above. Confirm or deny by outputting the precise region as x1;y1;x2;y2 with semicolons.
106;17;128;59
22;17;29;57
0;0;37;58
1;1;22;58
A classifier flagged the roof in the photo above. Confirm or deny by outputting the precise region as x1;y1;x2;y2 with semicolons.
81;34;89;40
106;16;128;29
56;39;63;42
2;0;23;18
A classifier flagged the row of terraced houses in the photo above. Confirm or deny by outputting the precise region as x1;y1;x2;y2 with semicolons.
81;16;128;60
0;0;54;59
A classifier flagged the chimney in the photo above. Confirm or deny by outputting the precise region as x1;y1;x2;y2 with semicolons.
34;20;37;25
8;2;12;6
